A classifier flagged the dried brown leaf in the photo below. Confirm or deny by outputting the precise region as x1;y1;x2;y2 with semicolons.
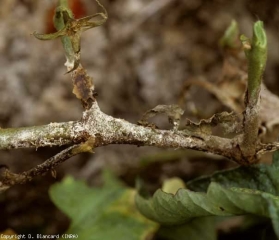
138;105;184;131
184;111;241;135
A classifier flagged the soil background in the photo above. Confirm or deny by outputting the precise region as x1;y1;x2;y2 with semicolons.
0;0;279;238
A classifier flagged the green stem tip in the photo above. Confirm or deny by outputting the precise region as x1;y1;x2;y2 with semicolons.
241;21;267;104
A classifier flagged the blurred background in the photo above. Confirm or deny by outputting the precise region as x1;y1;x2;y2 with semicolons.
0;0;279;238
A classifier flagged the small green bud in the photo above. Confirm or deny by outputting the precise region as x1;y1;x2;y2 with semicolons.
220;20;239;49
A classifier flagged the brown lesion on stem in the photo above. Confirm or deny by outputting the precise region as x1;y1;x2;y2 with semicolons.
71;64;95;109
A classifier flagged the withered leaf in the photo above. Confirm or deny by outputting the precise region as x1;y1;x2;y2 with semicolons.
184;112;241;135
138;105;184;131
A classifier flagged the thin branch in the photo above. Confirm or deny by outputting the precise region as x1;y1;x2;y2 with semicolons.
0;141;94;187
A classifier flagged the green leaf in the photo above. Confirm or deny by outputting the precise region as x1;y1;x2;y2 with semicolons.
135;152;279;238
188;149;279;194
50;172;158;240
158;217;217;240
263;193;279;237
136;182;277;224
